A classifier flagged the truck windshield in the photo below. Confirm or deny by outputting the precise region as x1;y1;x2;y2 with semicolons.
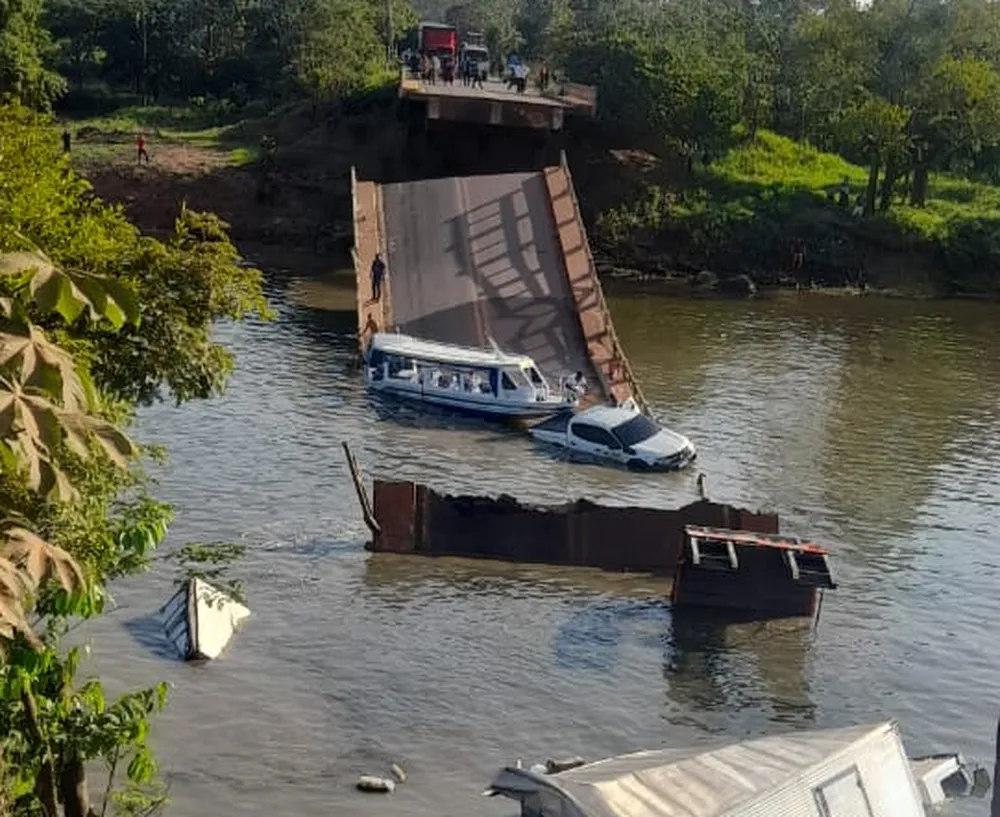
612;414;660;447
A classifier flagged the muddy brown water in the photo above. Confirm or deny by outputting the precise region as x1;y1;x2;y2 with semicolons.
82;266;1000;817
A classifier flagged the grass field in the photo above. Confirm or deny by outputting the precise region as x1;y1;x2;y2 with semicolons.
61;102;266;172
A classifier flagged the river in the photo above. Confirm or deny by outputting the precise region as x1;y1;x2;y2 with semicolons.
83;261;1000;817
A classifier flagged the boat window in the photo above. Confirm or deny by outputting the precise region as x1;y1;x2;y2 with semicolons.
501;372;518;391
612;414;660;447
572;422;621;449
524;366;545;386
814;767;874;817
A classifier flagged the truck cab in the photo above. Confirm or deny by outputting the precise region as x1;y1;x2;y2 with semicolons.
460;40;490;79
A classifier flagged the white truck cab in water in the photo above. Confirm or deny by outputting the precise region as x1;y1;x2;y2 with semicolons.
529;404;697;471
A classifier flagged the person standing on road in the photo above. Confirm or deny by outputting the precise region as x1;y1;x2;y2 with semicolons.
136;134;149;164
371;253;386;302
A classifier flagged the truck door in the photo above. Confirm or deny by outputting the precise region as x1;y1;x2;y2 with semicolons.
570;422;623;461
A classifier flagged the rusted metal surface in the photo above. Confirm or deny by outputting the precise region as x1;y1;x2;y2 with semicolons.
543;154;649;413
379;171;600;390
371;481;418;553
671;527;835;619
365;479;780;578
351;168;392;351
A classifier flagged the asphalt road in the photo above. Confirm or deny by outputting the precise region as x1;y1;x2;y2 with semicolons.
381;171;596;384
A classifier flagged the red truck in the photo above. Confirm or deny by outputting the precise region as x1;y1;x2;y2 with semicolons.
418;21;458;59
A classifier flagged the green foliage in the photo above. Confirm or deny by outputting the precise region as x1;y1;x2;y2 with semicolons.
596;127;1000;293
0;0;67;109
0;101;266;816
167;542;247;603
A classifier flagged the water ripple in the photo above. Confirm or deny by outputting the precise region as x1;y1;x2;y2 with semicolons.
77;276;1000;817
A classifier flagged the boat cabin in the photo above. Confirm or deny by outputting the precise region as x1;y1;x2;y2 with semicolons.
364;333;573;417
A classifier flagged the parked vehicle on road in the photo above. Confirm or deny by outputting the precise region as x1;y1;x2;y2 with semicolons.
528;403;696;471
418;21;458;60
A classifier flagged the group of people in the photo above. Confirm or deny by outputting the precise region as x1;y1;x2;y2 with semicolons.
407;50;552;95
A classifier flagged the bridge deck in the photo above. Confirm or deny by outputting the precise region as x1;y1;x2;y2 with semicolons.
353;159;645;411
400;75;567;108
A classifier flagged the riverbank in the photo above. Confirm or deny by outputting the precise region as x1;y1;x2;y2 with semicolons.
66;91;400;251
570;128;1000;299
66;97;1000;299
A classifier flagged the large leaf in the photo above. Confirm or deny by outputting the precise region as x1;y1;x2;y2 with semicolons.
0;249;140;329
0;528;87;649
0;556;35;639
0;376;137;502
0;527;86;596
0;323;90;412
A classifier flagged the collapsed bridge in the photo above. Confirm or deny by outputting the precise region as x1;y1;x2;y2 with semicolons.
352;71;645;410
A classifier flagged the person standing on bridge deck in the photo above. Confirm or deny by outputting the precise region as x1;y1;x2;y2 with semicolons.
562;371;587;403
371;253;387;302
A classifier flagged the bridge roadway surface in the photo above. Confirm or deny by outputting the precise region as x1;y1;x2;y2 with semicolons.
381;171;596;386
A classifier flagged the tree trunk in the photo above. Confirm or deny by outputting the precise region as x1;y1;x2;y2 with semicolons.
59;753;90;817
910;164;929;207
22;689;60;817
864;150;880;218
879;155;899;213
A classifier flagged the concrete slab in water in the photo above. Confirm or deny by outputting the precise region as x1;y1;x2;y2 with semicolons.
380;171;595;384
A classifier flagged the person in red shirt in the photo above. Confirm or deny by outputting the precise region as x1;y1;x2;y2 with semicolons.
136;134;149;165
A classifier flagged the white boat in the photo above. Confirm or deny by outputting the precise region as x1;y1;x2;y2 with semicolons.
528;403;696;471
484;721;984;817
159;577;250;661
363;333;574;419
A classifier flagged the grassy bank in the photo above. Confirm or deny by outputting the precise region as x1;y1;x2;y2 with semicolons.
59;89;400;248
63;95;1000;298
588;130;1000;297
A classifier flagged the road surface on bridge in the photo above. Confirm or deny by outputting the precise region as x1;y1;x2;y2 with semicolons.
381;171;596;386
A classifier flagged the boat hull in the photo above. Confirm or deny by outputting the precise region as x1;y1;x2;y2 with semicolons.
367;380;569;419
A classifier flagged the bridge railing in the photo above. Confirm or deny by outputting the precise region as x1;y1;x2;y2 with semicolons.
556;150;650;415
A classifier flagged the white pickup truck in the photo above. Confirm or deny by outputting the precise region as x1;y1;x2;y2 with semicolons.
528;404;696;471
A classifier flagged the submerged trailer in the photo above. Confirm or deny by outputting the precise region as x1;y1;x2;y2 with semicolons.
485;722;961;817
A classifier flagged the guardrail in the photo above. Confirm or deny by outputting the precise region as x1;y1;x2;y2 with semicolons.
556;150;650;415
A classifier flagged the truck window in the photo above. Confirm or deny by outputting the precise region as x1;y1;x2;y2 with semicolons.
572;423;621;449
612;414;660;447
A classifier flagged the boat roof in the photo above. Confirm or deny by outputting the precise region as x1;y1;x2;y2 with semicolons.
574;405;648;428
487;722;901;817
369;333;535;368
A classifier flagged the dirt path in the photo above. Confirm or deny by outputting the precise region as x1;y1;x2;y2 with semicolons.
78;139;348;252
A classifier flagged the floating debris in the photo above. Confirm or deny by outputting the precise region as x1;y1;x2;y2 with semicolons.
357;775;395;794
390;762;407;783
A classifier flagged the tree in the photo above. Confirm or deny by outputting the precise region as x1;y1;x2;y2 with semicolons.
0;0;66;109
288;0;387;113
0;101;267;817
